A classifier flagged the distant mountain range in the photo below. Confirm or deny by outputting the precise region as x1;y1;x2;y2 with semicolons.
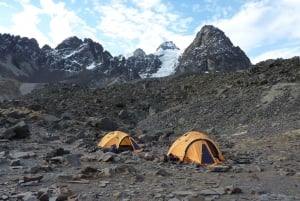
0;25;251;87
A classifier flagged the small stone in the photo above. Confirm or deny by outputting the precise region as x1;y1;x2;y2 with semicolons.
21;175;43;183
113;191;125;199
207;165;231;172
10;159;21;166
24;166;40;174
38;192;49;201
1;195;9;200
154;168;171;177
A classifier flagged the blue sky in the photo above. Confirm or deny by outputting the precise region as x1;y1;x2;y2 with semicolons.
0;0;300;64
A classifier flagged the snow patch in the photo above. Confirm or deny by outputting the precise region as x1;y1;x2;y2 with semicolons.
151;48;181;78
62;44;87;59
86;62;96;70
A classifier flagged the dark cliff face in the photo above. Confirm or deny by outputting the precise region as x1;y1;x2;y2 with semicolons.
44;36;111;73
0;33;48;82
126;48;162;78
176;25;251;74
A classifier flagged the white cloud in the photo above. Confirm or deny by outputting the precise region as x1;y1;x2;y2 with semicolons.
8;2;49;46
94;0;194;54
204;0;300;62
39;0;96;46
131;0;161;9
3;0;298;63
18;0;30;4
251;47;300;64
1;0;97;48
0;2;11;8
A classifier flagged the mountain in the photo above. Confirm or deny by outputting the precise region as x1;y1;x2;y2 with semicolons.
0;34;141;85
43;36;112;73
176;25;251;74
126;41;181;78
0;25;252;94
124;48;162;79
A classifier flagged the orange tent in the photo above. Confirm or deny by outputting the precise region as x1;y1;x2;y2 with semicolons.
167;131;224;165
98;131;143;153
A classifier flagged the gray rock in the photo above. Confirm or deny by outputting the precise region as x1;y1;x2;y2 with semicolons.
143;152;155;161
225;185;242;194
10;159;21;166
43;114;60;123
103;165;136;177
99;180;110;187
0;127;15;139
9;121;30;139
153;168;171;177
0;151;7;158
96;117;118;130
22;192;39;201
9;151;36;159
199;187;226;195
64;154;82;166
56;173;74;180
173;190;198;197
24;165;41;174
46;156;64;164
168;198;180;201
103;167;115;177
130;174;144;183
101;152;115;162
207;165;231;172
1;195;9;200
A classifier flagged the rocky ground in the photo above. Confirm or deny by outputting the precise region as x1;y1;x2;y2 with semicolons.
0;57;300;201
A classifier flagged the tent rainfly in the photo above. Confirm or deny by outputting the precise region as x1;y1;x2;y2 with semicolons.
167;131;224;165
98;131;143;153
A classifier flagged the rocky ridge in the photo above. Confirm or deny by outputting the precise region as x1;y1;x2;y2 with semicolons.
0;25;251;89
0;57;299;200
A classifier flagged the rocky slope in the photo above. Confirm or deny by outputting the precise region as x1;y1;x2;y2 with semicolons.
176;25;251;74
0;57;299;200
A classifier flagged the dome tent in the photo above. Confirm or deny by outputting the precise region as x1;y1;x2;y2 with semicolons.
98;131;143;153
167;131;224;165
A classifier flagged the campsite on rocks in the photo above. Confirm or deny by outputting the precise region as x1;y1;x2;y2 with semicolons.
0;25;300;201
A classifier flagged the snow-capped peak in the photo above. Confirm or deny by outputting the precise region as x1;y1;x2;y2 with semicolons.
156;41;179;51
151;41;181;78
